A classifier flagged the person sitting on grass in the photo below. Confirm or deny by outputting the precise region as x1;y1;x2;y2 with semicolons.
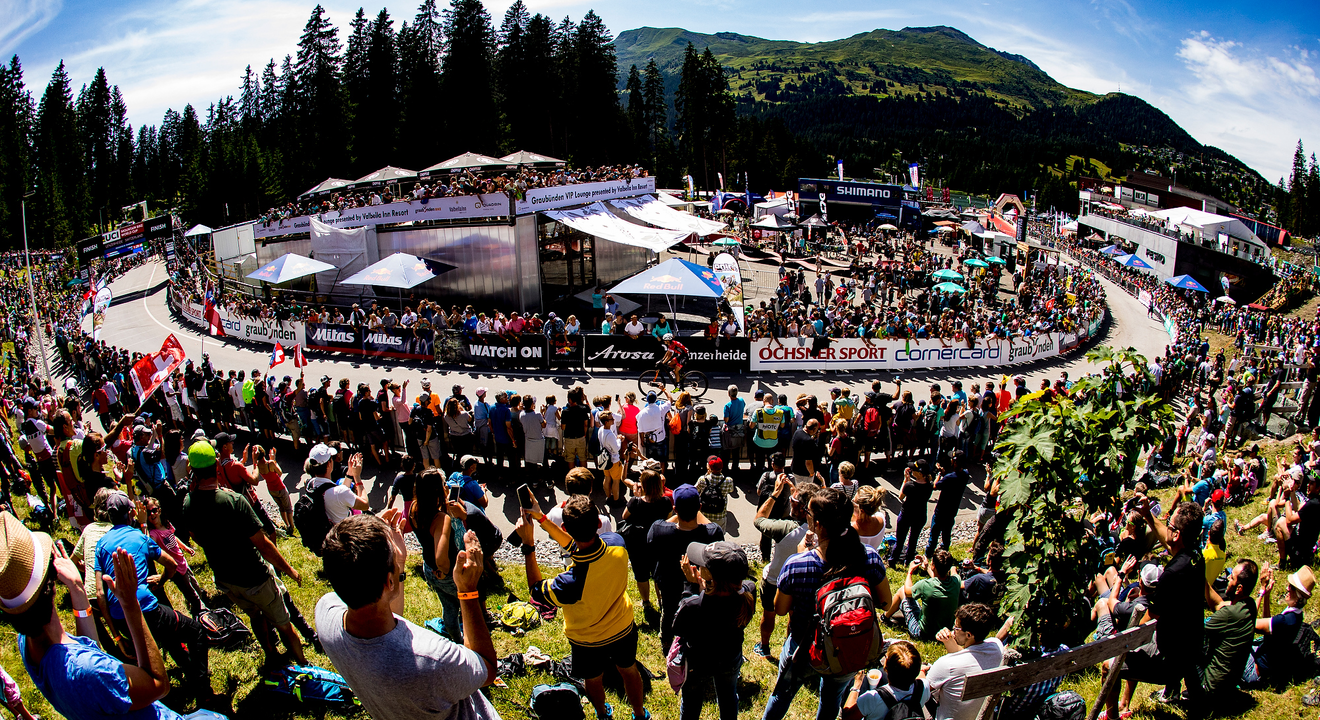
317;512;500;720
516;495;650;720
1243;563;1314;686
842;640;928;720
925;602;1005;720
882;549;960;641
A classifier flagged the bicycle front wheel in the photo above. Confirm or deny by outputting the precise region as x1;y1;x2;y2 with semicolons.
638;369;667;396
681;370;709;399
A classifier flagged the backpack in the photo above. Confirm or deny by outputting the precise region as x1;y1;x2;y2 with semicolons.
1034;690;1086;720
698;475;728;516
262;664;358;705
293;482;335;555
530;682;585;720
876;680;925;720
809;575;883;676
1286;620;1320;681
198;608;253;650
668;409;683;436
861;406;882;438
666;636;687;693
497;602;542;631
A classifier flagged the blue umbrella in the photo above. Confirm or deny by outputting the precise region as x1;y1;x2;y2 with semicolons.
1099;245;1124;255
1115;253;1153;270
247;253;337;284
1165;275;1209;293
340;252;455;289
609;257;725;298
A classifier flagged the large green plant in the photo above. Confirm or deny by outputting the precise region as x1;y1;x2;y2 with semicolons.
993;346;1175;649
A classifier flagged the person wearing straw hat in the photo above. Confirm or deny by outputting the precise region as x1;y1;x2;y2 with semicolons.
0;511;205;720
1243;564;1314;686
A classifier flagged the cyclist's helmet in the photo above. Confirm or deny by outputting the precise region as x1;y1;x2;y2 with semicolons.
663;333;674;342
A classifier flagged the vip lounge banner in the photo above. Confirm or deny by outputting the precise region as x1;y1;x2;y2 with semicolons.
456;334;549;369
515;177;656;214
748;335;1061;372
174;291;306;347
254;193;511;239
582;335;750;372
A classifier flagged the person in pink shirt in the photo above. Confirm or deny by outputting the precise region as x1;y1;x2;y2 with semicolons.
143;495;208;616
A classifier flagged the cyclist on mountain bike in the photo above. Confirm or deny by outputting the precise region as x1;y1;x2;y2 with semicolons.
658;333;689;379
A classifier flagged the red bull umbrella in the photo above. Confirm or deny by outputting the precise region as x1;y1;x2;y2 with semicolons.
608;257;725;298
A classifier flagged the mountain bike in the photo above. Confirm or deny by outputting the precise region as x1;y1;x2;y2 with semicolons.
637;365;709;399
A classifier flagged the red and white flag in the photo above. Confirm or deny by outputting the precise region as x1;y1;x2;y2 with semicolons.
203;282;225;336
130;334;186;403
270;342;285;368
292;344;308;368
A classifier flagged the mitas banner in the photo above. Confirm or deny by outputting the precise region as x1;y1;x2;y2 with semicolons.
131;334;186;403
582;335;750;371
304;322;435;360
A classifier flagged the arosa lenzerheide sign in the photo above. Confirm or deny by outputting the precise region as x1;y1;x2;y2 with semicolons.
582;335;749;371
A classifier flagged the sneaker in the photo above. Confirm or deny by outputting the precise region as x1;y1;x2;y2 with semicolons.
633;711;651;720
1257;531;1271;541
598;703;613;720
1149;689;1180;706
1233;520;1244;536
752;642;774;660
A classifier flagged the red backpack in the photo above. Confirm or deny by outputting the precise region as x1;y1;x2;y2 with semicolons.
808;575;882;676
862;406;882;438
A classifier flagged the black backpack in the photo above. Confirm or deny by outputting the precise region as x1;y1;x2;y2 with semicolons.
529;683;584;720
294;482;335;555
198;608;253;650
699;475;728;516
876;680;925;720
1035;691;1086;720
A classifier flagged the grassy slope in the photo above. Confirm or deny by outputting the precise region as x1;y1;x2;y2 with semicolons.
6;470;1315;720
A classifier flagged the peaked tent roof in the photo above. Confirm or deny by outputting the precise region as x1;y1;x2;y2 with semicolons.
246;253;338;284
419;153;516;178
349;167;417;189
500;150;566;168
542;202;689;253
299;178;352;198
183;224;213;237
608;257;725;298
610;196;727;236
751;214;797;230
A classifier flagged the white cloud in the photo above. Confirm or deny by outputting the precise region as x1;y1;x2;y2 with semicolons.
0;0;62;59
1170;32;1320;180
790;10;907;24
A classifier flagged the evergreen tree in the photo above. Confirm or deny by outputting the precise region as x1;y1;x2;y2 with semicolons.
642;59;666;146
441;0;498;154
240;64;261;128
77;68;117;232
34;61;88;246
516;13;558;154
0;55;35;248
567;10;620;166
293;5;352;186
495;1;529;150
355;9;399;173
397;0;444;162
625;64;644;159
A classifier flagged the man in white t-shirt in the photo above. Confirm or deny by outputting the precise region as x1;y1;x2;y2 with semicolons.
623;315;645;338
925;602;1005;720
634;390;670;466
304;444;369;526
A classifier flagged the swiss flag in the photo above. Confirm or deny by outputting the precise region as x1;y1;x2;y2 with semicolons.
130;334;186;403
292;344;308;368
270;342;285;368
203;282;225;336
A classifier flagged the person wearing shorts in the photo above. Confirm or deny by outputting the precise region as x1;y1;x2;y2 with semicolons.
181;439;308;669
519;494;649;720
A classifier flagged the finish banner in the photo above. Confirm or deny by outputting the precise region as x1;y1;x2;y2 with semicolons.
253;193;511;239
582;335;750;372
454;334;549;369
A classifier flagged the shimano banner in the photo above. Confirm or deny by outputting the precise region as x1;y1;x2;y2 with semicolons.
455;334;548;368
582;335;750;372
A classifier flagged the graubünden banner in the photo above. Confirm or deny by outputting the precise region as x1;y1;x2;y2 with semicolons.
173;291;306;347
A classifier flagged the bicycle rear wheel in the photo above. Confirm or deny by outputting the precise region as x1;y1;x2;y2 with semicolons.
681;370;709;399
638;369;667;396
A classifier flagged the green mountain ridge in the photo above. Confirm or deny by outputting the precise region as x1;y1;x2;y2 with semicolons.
614;25;1274;217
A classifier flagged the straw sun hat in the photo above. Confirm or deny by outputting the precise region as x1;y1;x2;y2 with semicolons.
0;512;53;615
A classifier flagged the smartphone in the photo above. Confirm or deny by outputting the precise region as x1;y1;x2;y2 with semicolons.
517;484;534;510
447;485;462;503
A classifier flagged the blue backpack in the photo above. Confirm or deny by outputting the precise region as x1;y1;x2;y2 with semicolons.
262;664;359;705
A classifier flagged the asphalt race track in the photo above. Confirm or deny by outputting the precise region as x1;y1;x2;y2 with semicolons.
80;259;1168;541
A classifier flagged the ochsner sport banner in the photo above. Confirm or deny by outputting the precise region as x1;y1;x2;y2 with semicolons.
749;334;1061;372
711;252;745;333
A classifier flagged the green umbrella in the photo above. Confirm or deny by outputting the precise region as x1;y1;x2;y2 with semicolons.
934;282;967;293
984;256;1006;265
712;238;741;246
931;269;963;281
962;258;990;268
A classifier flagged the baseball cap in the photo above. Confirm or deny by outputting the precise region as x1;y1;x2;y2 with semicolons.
421;379;431;388
0;512;53;615
686;541;749;584
452;384;463;393
646;391;657;403
1140;563;1163;588
308;443;338;464
105;491;136;525
213;432;236;447
673;485;700;521
191;428;207;442
188;440;217;469
1209;489;1226;505
321;375;331;383
475;387;487;397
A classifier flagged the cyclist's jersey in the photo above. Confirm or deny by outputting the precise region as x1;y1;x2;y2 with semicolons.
668;341;689;363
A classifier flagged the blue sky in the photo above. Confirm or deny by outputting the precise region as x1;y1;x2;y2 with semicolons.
3;0;1317;183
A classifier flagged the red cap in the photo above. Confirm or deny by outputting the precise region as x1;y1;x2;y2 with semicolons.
1210;489;1226;505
